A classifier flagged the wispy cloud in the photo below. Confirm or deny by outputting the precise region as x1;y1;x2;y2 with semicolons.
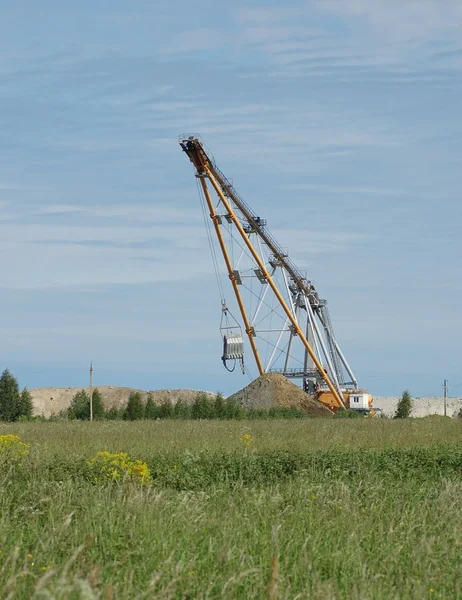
282;183;417;197
231;0;462;78
161;28;231;55
315;0;462;40
0;197;369;291
0;1;460;394
34;203;200;223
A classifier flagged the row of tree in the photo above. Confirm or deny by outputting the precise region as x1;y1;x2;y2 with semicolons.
0;367;417;422
65;389;415;420
0;369;33;422
67;390;307;421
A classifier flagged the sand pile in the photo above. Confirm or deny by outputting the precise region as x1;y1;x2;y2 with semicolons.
227;373;332;417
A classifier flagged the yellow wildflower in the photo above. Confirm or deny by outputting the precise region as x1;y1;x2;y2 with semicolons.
88;451;151;484
0;435;30;462
240;433;253;448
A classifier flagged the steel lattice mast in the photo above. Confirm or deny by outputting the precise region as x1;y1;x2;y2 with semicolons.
180;135;359;410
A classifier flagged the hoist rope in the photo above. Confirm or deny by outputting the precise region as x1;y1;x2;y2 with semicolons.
196;177;226;305
243;364;254;382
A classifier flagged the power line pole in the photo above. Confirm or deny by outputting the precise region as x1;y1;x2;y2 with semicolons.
443;379;447;417
89;362;93;422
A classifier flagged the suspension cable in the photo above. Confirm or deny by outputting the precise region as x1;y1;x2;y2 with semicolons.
196;177;226;304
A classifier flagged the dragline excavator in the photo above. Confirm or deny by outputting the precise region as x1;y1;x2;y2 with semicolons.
180;135;373;414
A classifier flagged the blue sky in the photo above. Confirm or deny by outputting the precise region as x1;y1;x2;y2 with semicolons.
0;0;461;397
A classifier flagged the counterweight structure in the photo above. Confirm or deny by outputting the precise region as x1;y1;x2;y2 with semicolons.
180;135;361;410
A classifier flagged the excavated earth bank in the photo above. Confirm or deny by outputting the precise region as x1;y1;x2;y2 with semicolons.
30;374;331;418
227;373;332;417
30;386;216;418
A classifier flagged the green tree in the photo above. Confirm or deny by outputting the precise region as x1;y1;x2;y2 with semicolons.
214;393;226;419
18;388;33;420
105;406;123;420
192;393;215;419
68;390;90;420
67;389;105;420
173;399;191;419
224;397;243;419
394;390;413;419
145;393;158;419
0;369;21;422
158;398;174;419
124;392;144;421
91;389;105;420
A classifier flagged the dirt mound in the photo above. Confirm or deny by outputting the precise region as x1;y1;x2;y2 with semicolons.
30;386;216;418
227;373;332;417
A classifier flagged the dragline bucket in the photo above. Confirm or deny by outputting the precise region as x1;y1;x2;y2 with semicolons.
222;333;244;362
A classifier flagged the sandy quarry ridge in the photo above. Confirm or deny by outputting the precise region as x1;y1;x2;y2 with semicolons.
30;386;216;418
30;373;331;418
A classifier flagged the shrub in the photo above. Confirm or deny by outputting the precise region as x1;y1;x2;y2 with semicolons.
269;406;306;419
334;408;363;419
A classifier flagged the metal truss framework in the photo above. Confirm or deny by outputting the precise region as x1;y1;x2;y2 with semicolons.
180;135;359;409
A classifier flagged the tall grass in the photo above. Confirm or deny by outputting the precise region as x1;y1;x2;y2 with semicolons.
0;419;461;599
1;417;461;458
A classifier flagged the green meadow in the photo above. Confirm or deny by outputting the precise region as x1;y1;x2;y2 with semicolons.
1;418;461;599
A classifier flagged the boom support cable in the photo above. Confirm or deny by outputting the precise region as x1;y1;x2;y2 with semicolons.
196;176;226;304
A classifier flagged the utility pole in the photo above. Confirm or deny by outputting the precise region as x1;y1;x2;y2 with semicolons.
443;379;447;417
89;362;93;422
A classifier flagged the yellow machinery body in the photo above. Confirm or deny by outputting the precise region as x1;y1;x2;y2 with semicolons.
316;390;374;414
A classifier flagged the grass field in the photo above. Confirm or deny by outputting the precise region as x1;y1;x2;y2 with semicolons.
1;418;461;599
